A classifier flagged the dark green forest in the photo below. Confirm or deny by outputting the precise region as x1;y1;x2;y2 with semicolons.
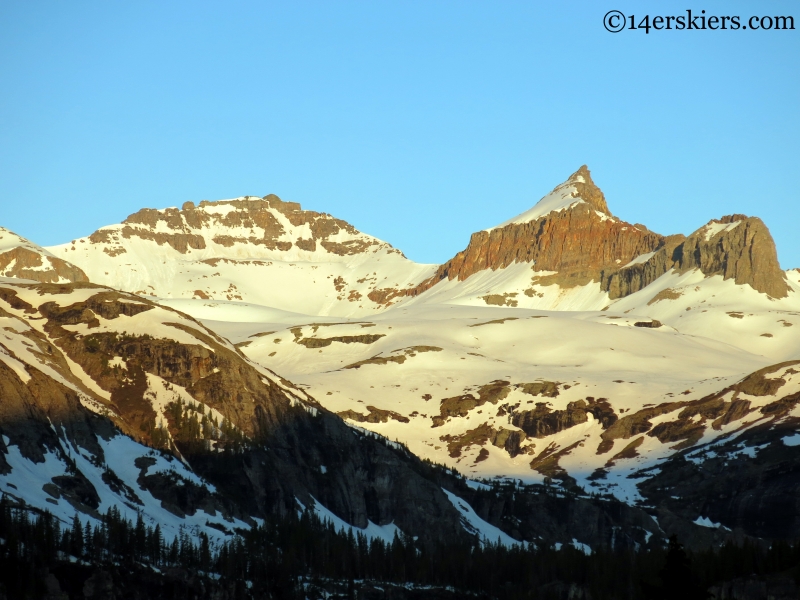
2;494;800;599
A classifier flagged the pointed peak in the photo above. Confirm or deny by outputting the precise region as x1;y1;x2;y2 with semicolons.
567;165;611;216
487;165;612;231
567;164;592;183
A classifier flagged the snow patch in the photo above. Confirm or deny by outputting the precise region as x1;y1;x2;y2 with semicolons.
703;220;741;241
465;479;491;491
0;343;31;383
622;251;656;268
306;495;401;544
486;185;581;231
442;488;522;547
694;516;730;530
108;356;127;370
782;433;800;447
571;539;592;555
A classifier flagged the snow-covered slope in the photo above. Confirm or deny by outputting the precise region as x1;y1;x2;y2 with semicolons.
47;195;434;317
213;297;800;502
0;226;88;283
0;279;479;547
605;270;800;361
392;265;800;361
0;227;49;254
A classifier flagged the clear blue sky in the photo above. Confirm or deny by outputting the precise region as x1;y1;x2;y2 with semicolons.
1;1;798;267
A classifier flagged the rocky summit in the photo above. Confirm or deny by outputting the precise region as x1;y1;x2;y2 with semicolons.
403;166;664;296
1;166;800;598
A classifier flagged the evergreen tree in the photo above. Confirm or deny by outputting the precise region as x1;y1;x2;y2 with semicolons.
199;532;211;572
84;520;93;559
150;523;163;565
643;535;710;600
134;512;147;560
70;513;84;558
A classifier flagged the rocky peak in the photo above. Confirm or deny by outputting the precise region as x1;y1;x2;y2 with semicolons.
602;214;791;300
677;214;790;298
568;165;611;216
85;194;393;258
400;168;663;298
487;165;612;232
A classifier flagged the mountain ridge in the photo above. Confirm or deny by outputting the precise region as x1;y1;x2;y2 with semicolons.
39;166;795;312
2;165;799;562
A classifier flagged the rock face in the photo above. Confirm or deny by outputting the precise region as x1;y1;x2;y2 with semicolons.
637;412;800;545
405;166;665;297
677;215;790;298
85;194;390;258
383;167;792;303
602;215;790;299
511;398;617;439
569;164;612;215
600;235;685;299
45;195;431;315
0;280;467;543
0;227;88;284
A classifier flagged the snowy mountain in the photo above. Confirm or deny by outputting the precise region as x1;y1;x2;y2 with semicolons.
3;165;800;554
0;277;668;554
0;278;511;548
47;195;434;317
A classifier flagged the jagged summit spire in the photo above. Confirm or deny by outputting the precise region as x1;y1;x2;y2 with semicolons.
567;165;611;216
486;165;611;232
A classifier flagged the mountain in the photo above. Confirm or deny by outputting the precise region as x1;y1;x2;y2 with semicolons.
0;277;671;557
3;165;800;563
186;167;800;546
403;165;664;296
0;277;499;545
46;195;433;317
0;227;88;284
395;166;791;308
602;213;790;300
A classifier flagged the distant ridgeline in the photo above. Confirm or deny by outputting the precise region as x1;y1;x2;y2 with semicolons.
1;167;800;599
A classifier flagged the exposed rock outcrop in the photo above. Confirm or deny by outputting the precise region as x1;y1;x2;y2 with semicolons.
0;227;89;283
602;215;790;299
0;281;468;544
570;164;611;215
337;405;410;424
600;235;685;299
85;194;388;257
432;381;511;427
511;397;616;439
677;215;790;298
405;166;665;295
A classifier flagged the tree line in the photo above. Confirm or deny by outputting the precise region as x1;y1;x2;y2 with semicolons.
1;493;799;599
